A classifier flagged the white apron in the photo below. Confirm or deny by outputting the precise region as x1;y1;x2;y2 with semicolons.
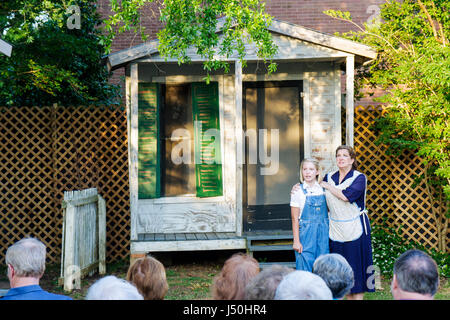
325;170;368;242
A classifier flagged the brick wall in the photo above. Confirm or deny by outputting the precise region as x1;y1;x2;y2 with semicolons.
98;0;386;48
264;0;385;34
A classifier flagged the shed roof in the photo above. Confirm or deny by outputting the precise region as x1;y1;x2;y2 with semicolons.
105;18;376;71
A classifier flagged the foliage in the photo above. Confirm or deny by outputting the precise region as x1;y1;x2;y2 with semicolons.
1;1;277;104
0;0;121;106
102;0;278;81
101;0;151;50
324;0;449;251
371;219;449;277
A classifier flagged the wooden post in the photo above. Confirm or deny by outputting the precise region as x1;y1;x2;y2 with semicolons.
97;195;106;274
334;64;342;148
129;63;139;241
59;206;66;282
302;73;311;158
63;203;76;291
346;55;355;147
0;39;12;57
235;60;243;237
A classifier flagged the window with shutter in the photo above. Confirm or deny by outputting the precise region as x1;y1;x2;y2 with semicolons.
138;83;161;199
192;82;223;197
137;81;223;199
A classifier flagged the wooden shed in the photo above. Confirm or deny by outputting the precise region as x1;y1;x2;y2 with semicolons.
105;19;376;259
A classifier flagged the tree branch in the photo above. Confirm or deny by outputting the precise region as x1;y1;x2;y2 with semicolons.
430;0;448;46
417;0;442;44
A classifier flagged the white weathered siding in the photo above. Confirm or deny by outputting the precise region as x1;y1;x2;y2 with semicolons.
304;65;341;175
132;60;344;237
135;74;237;235
140;34;350;63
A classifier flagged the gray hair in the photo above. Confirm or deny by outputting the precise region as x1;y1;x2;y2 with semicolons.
312;253;354;299
274;270;333;300
393;249;439;296
86;275;144;300
245;265;293;300
5;237;46;278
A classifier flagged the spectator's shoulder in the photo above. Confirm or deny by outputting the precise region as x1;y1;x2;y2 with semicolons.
47;292;73;300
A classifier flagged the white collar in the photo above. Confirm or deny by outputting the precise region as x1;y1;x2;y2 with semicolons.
302;181;321;190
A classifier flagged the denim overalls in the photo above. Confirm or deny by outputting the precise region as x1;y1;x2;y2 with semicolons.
295;184;330;271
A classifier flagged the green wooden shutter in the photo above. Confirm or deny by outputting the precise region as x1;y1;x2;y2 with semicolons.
192;82;223;197
138;83;160;199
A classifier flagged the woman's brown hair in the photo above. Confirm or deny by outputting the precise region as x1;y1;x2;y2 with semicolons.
336;145;358;170
212;253;260;300
126;255;168;300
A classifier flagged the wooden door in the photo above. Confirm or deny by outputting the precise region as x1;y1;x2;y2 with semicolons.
243;81;303;231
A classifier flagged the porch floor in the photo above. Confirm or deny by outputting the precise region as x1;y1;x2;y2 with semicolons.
135;229;293;242
132;232;246;253
132;230;294;254
136;232;241;242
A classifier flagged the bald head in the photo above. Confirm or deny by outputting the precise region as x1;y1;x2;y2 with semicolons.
393;249;439;297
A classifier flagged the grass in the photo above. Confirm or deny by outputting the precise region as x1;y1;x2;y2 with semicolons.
164;262;220;300
1;254;449;300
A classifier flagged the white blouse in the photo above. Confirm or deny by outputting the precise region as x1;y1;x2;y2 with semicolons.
290;181;325;219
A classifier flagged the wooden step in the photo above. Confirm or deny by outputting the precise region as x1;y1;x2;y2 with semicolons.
246;230;293;252
249;244;293;251
259;262;296;269
245;230;295;268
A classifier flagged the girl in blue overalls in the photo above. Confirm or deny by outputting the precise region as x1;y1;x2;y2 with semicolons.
290;158;329;271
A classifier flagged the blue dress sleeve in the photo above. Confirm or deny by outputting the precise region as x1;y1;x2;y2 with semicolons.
341;173;366;204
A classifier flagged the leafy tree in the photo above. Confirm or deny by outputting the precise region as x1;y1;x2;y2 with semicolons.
103;0;278;80
325;0;449;251
1;0;277;104
0;0;121;106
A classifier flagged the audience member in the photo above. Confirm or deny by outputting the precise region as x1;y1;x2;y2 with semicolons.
313;253;354;300
391;249;439;300
274;270;333;300
212;252;260;300
7;240;439;301
1;237;72;300
245;264;293;300
126;255;168;300
85;275;144;300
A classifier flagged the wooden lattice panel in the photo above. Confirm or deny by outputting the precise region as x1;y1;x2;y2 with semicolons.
349;105;447;251
52;106;130;263
96;107;130;261
0;106;59;260
0;105;130;264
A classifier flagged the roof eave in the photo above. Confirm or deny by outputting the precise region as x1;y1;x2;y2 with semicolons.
105;18;377;71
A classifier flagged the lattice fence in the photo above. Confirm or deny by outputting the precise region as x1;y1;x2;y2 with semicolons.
346;105;449;251
1;104;447;265
0;105;130;263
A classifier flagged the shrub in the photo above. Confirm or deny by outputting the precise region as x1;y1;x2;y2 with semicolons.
371;218;449;277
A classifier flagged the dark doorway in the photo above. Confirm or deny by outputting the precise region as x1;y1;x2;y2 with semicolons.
243;81;304;231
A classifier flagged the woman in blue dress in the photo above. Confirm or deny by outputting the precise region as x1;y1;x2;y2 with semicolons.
290;158;329;272
320;145;375;300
